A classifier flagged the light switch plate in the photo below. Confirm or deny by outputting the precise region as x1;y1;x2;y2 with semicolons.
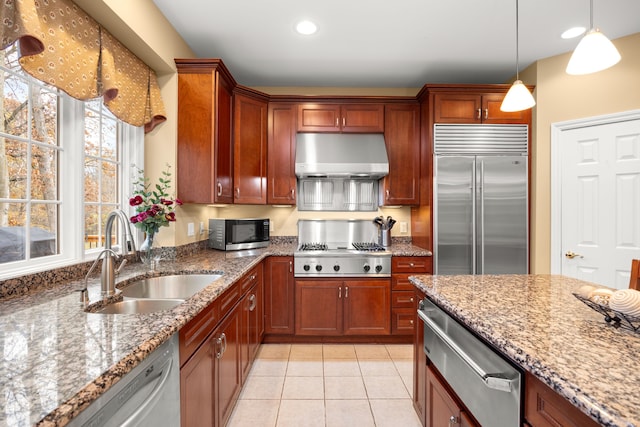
400;222;408;233
187;222;195;236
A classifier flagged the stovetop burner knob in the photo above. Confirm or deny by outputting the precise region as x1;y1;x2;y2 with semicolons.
363;264;371;272
315;265;323;272
303;264;311;271
333;264;340;272
375;265;383;273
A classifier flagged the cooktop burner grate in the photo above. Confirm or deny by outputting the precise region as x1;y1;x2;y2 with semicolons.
351;242;386;252
298;242;328;251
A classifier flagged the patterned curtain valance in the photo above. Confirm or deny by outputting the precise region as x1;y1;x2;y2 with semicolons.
0;0;166;133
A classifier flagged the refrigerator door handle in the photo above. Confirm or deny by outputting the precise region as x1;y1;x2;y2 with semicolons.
471;158;477;275
478;160;485;275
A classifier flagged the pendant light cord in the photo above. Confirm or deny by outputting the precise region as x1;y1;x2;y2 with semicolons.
515;0;520;80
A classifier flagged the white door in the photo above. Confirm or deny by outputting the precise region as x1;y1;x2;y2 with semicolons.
555;114;640;288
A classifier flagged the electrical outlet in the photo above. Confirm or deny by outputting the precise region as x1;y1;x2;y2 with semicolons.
187;222;195;236
199;222;205;235
400;222;408;233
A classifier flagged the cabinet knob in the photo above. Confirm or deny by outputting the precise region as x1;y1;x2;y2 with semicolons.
410;297;414;303
449;415;459;426
410;319;414;325
409;263;414;267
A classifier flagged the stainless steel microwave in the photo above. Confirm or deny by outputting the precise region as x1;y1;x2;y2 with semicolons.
208;218;270;251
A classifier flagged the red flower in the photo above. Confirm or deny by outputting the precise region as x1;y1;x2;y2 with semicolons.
136;211;149;222
175;198;183;206
130;215;139;224
129;195;143;206
161;198;173;206
165;212;176;222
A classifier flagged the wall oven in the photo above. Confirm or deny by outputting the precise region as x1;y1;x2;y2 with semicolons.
208;218;270;251
418;298;522;427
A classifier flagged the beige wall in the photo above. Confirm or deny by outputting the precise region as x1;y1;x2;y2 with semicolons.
521;32;640;273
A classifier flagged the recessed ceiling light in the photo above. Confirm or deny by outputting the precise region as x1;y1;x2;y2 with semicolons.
561;26;586;39
295;20;317;35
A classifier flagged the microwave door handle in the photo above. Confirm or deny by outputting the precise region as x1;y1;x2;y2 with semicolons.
417;309;514;393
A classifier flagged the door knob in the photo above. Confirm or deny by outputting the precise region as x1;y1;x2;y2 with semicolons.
565;251;584;259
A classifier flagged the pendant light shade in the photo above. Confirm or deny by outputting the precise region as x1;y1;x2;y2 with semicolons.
566;28;621;75
566;0;621;75
500;0;535;112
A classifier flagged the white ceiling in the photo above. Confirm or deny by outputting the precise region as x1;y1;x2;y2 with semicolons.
152;0;640;88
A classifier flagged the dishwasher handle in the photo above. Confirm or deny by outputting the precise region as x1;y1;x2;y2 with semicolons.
418;309;514;393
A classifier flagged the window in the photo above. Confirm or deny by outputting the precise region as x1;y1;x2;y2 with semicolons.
0;45;143;279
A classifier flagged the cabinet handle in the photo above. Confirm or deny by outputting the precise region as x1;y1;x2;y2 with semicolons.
236;188;240;198
342;117;345;127
215;336;223;359
251;274;256;281
290;188;295;199
484;108;488;120
345;286;349;298
335;117;339;127
248;294;257;311
221;332;227;355
476;108;481;120
338;286;342;299
217;182;222;196
289;261;293;273
386;189;390;199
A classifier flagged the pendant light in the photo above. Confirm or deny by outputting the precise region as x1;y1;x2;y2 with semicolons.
566;0;620;75
501;0;536;112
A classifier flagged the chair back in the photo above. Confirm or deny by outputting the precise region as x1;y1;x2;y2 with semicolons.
630;259;640;291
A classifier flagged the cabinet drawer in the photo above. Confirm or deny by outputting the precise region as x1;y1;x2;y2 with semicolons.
218;282;241;315
392;291;416;308
392;256;432;274
391;308;415;335
391;274;415;290
239;265;262;293
179;300;219;365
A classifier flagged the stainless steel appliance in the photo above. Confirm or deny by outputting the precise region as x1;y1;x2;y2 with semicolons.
418;298;522;427
208;218;270;251
434;124;529;275
295;133;389;211
294;219;391;277
68;333;180;426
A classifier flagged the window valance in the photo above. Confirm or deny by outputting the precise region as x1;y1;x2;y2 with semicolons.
0;0;166;133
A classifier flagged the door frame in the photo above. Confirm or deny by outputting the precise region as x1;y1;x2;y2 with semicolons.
550;109;640;274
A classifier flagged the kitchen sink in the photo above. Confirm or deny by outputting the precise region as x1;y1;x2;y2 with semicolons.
120;274;223;300
94;298;184;314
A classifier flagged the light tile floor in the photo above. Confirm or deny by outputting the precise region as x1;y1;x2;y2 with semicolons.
227;344;422;427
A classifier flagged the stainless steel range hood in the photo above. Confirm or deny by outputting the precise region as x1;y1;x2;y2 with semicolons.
295;133;389;178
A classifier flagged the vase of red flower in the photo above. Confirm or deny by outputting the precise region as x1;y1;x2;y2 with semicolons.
129;164;182;266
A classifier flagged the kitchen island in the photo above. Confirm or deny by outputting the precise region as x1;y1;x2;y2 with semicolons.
409;274;640;427
0;240;429;426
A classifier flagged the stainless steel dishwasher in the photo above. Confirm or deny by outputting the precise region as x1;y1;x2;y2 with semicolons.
69;333;180;426
418;298;522;427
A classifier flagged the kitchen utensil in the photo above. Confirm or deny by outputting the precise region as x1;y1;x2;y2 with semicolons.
374;216;385;228
388;218;396;230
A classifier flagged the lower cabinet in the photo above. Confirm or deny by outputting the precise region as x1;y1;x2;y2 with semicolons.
215;305;241;427
413;289;427;426
264;256;295;335
295;278;391;336
426;365;478;427
240;265;264;383
392;256;432;335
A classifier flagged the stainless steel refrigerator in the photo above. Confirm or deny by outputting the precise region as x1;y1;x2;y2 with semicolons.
434;124;529;275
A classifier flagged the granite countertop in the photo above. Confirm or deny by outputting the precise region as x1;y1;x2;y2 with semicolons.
409;274;640;427
0;240;430;426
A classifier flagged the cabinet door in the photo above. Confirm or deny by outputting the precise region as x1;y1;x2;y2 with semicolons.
382;104;420;205
214;75;234;204
426;365;463;427
297;104;341;132
481;93;531;124
264;257;295;335
413;290;427;426
341;104;385;133
180;336;214;427
268;103;297;204
295;280;342;335
234;93;267;204
343;279;391;335
215;306;241;427
433;94;481;124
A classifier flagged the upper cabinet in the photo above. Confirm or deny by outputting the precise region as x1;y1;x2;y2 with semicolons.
297;103;384;133
233;88;268;204
176;59;235;204
267;103;297;205
381;103;420;206
433;90;531;125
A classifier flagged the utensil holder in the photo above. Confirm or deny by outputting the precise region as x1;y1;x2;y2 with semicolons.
379;229;391;247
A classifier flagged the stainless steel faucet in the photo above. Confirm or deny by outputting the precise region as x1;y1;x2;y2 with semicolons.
85;209;137;298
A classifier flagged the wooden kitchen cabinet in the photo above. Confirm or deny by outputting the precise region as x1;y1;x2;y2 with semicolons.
267;103;297;204
264;256;295;335
297;103;384;133
295;278;391;336
180;333;215;427
233;88;268;204
524;372;599;427
176;59;235;204
391;256;432;335
381;103;420;206
426;364;479;427
433;91;531;124
240;264;264;383
413;289;427;426
215;304;241;427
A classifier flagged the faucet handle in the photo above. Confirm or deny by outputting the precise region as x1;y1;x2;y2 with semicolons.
116;258;128;275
